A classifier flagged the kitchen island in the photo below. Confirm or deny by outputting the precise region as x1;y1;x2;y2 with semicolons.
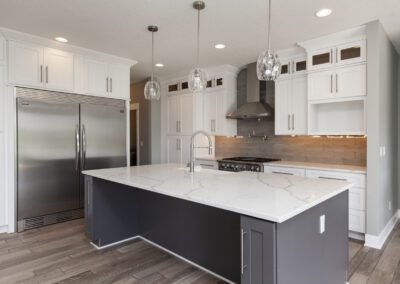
83;164;351;284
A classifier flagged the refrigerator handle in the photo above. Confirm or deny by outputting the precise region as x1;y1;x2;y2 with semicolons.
75;124;80;171
82;124;87;170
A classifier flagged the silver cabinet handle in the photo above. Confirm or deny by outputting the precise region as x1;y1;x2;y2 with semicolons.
330;49;333;64
288;114;290;130
40;65;43;83
241;229;247;275
82;124;87;170
292;114;294;130
272;171;294;175
75;124;80;171
336;74;338;93
46;66;49;83
318;176;347;181
176;121;179;132
292;61;295;73
211;119;216;132
179;121;181;133
106;77;109;93
87;180;91;206
110;78;113;93
330;74;333;93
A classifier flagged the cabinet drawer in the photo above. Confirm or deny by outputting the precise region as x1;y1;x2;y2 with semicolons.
196;160;218;170
349;209;365;233
349;187;365;211
264;166;306;176
305;169;365;188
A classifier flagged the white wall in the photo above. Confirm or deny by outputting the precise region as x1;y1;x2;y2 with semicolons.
366;20;399;237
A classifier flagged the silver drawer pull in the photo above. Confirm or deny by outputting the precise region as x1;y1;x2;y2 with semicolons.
241;229;247;275
272;171;294;175
318;176;347;181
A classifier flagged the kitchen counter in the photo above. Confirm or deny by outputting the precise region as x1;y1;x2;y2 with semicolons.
83;163;350;223
265;160;366;174
83;163;349;284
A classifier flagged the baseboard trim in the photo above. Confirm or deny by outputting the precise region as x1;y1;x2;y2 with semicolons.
349;231;365;241
0;225;8;234
365;210;399;249
91;235;234;284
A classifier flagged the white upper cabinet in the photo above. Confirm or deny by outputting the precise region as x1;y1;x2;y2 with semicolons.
335;64;366;99
44;48;74;92
108;63;130;99
0;66;5;132
275;76;307;135
9;42;75;92
9;41;44;88
308;69;335;101
86;59;109;97
166;94;194;136
308;47;334;71
85;59;130;99
336;40;366;67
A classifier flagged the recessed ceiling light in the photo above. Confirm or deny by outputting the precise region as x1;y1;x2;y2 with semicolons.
315;8;332;18
55;37;68;43
155;63;164;67
215;44;226;49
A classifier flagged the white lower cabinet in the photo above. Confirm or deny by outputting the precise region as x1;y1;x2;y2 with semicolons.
166;136;190;166
265;164;366;234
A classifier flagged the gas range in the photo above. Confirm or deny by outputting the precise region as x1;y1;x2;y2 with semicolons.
217;157;281;172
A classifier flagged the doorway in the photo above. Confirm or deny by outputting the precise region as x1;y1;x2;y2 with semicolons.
130;103;140;166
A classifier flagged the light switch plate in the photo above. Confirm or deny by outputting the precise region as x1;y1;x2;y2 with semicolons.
319;215;325;234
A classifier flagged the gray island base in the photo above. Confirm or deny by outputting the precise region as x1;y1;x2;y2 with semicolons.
84;174;349;284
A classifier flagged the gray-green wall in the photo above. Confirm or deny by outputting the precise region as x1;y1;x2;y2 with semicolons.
366;21;399;236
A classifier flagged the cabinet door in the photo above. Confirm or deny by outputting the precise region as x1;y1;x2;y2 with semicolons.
8;41;44;88
293;57;307;74
167;95;180;135
335;64;366;99
0;66;4;131
109;63;130;99
308;47;333;71
241;216;276;284
203;93;218;134
274;79;291;135
166;136;181;164
308;70;335;101
291;76;307;134
86;58;108;97
336;40;366;66
0;37;5;63
279;59;291;78
44;48;74;92
180;95;194;135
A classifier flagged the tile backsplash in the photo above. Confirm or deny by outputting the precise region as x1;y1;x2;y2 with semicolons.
215;135;366;167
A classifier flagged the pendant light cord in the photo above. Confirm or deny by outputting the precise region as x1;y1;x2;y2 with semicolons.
196;8;200;67
151;31;154;82
267;0;271;51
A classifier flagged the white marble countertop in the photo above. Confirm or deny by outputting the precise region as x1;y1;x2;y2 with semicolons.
264;161;366;174
83;164;351;223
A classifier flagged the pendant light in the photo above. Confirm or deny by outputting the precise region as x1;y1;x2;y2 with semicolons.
188;1;207;93
256;0;281;81
144;25;161;100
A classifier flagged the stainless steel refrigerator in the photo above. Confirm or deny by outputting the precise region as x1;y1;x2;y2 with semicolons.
16;88;127;232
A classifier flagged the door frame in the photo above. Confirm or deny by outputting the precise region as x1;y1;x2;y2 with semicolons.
130;103;140;166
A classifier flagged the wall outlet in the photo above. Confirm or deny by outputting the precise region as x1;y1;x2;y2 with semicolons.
319;215;326;234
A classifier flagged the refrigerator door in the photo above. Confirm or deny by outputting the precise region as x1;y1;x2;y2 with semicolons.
17;98;80;220
80;103;127;206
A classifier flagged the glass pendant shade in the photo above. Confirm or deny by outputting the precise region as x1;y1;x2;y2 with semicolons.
188;67;207;93
257;50;281;81
144;79;161;100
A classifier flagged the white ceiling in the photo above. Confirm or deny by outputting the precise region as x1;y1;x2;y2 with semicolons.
0;0;399;83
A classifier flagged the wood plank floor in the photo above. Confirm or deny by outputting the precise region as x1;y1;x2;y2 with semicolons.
1;219;400;284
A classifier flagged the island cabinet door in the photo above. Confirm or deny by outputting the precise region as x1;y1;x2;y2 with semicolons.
240;216;277;284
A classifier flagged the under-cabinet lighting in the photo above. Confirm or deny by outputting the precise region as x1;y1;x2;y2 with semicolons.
315;8;332;18
55;37;68;43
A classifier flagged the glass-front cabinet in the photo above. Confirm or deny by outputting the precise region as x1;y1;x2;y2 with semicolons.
279;57;307;78
308;40;366;71
336;40;366;67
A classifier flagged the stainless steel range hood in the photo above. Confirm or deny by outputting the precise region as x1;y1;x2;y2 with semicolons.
226;62;274;120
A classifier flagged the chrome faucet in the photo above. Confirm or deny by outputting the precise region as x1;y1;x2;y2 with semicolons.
189;130;213;173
